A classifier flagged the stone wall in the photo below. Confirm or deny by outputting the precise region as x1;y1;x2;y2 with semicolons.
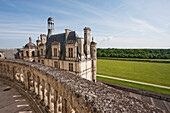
0;59;163;113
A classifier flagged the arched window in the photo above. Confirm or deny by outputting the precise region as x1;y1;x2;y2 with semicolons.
26;51;29;57
32;51;35;57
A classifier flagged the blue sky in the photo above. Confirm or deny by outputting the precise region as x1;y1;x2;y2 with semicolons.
0;0;170;49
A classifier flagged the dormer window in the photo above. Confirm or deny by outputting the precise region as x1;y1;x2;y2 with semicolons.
69;48;73;58
54;48;57;57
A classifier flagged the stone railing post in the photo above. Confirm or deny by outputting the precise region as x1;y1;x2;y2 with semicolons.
24;70;29;89
0;64;2;76
1;64;6;78
11;66;15;81
46;83;51;110
40;79;45;105
53;90;58;113
4;65;8;79
6;65;9;80
62;98;67;113
33;74;36;93
36;76;40;98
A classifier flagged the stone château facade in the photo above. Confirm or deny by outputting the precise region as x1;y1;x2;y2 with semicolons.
19;17;97;82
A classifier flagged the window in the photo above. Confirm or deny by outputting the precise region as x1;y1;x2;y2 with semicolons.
0;54;1;57
41;49;43;56
32;51;35;57
68;48;73;58
69;63;73;71
26;51;29;57
54;61;59;68
54;48;57;57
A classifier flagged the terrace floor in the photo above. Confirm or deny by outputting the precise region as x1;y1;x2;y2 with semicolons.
0;82;35;113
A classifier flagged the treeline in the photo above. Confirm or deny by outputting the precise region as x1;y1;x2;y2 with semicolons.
97;48;170;59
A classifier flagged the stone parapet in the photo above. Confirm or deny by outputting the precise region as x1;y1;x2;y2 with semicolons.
0;59;163;113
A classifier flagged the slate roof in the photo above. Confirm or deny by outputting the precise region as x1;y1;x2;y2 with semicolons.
24;42;37;49
48;17;54;21
46;31;79;59
0;49;20;59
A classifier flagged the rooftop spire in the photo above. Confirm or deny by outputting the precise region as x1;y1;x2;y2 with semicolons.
29;37;32;43
92;37;94;42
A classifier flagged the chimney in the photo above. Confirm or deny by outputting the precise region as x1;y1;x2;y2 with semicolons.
78;37;85;60
65;29;73;40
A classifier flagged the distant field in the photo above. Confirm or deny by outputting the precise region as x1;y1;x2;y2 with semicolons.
97;59;170;87
98;57;170;63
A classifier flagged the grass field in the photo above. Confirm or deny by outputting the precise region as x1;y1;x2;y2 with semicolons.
97;59;170;87
97;76;170;95
98;57;170;63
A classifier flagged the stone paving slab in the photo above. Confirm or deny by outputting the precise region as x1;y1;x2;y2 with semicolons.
0;82;35;113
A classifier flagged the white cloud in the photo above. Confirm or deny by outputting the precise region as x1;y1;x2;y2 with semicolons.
96;36;113;42
130;17;165;34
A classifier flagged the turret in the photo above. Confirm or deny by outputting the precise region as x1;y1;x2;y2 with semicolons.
84;27;91;59
90;37;97;82
47;17;54;39
40;34;47;44
90;37;97;59
36;36;41;46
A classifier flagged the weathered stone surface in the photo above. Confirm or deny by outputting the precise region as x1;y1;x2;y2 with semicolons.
0;59;163;113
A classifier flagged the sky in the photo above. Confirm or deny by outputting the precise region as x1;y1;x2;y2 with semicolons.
0;0;170;49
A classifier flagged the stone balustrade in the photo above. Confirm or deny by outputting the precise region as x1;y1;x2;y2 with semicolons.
0;59;163;113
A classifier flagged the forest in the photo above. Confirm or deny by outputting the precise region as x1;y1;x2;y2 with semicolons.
97;48;170;59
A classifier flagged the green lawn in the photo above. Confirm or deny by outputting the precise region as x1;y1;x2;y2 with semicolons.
97;76;170;95
98;57;170;63
97;59;170;87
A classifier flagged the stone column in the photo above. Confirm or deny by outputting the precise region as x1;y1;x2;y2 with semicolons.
3;65;6;78
53;90;58;113
11;66;15;81
18;68;22;82
24;70;29;89
62;98;67;113
0;64;1;76
36;76;40;98
30;73;35;92
40;79;45;105
33;74;36;94
6;65;9;80
46;83;51;108
20;68;24;84
1;64;3;77
5;65;8;79
67;103;72;113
